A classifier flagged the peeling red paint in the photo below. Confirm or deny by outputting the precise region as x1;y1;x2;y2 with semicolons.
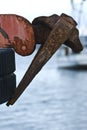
0;14;35;56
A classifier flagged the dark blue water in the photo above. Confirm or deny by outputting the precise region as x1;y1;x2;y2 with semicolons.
0;51;87;130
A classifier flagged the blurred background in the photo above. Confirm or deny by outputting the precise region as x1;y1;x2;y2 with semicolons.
0;0;87;130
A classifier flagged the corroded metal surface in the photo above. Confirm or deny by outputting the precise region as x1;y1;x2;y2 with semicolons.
0;15;35;56
7;13;78;106
64;28;83;53
32;14;83;52
0;14;83;56
32;14;59;44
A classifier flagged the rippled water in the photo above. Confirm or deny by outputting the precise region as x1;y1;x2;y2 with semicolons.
0;51;87;130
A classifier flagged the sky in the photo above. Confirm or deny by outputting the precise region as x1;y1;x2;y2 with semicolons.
0;0;87;35
0;0;71;21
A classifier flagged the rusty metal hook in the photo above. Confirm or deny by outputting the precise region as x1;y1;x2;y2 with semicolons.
7;13;78;106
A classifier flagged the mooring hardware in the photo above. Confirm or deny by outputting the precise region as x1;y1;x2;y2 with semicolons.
0;13;83;106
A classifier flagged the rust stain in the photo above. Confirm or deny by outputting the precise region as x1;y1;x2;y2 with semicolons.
0;14;35;56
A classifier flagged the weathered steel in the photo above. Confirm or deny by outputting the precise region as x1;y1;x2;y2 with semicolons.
7;13;77;106
0;14;35;56
32;14;83;52
64;28;82;53
32;14;59;44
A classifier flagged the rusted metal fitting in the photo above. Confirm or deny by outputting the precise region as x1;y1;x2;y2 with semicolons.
64;28;83;53
32;14;59;44
0;14;35;56
32;14;83;52
32;14;60;29
7;13;77;106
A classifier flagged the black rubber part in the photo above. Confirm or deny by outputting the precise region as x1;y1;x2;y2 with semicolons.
0;48;15;76
0;73;16;104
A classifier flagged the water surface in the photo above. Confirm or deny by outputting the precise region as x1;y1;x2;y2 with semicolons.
0;51;87;130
